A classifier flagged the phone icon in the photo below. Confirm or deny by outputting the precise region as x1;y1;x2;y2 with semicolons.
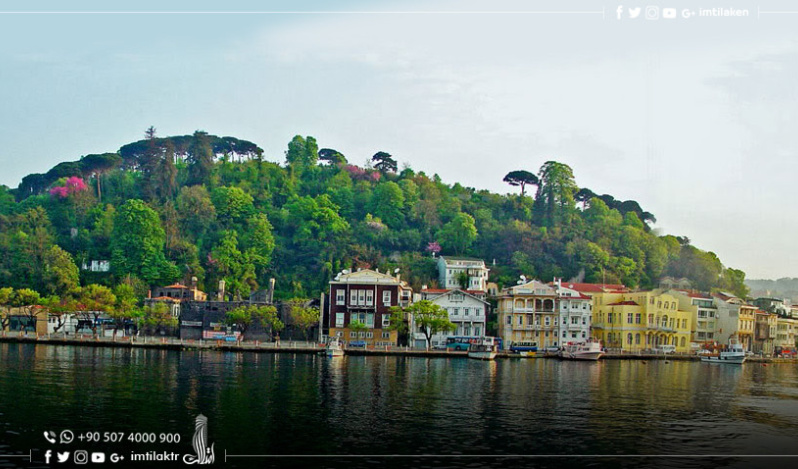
44;431;57;444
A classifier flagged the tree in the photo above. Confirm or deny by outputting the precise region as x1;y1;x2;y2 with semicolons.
225;304;281;342
349;320;368;340
111;199;179;286
318;148;347;165
211;186;255;227
372;151;397;173
42;245;79;296
503;170;539;197
141;302;177;336
79;153;122;202
390;300;455;350
74;284;116;337
0;287;13;330
287;298;320;340
109;283;141;338
369;182;405;229
533;161;578;228
285;135;319;169
187;130;215;186
437;212;478;255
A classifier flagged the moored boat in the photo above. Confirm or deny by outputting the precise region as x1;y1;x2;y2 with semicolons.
558;339;604;361
701;339;745;364
510;341;539;357
325;337;345;357
468;337;499;360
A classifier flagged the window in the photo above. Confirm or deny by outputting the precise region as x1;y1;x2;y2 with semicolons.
562;331;567;337
582;317;587;325
635;334;640;345
506;316;512;325
350;290;358;305
336;289;346;305
336;331;343;337
453;307;460;316
464;325;471;335
335;313;344;328
382;290;392;306
476;308;482;317
635;314;641;324
382;332;390;339
581;332;586;338
474;327;481;336
366;290;374;306
627;313;633;324
627;333;633;345
382;315;391;328
358;290;366;305
544;317;550;326
571;316;579;325
366;332;373;339
350;332;357;338
681;319;687;329
518;316;523;325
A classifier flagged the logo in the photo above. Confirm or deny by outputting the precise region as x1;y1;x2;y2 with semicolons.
91;452;105;463
60;430;74;445
44;431;57;444
183;414;215;465
110;453;123;463
45;450;52;464
662;7;677;18
57;452;70;463
645;5;660;19
628;7;641;18
616;5;624;19
74;450;88;465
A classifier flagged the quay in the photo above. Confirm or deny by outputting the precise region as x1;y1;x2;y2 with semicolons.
0;333;796;363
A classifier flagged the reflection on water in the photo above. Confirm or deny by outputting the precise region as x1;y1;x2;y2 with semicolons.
1;343;797;468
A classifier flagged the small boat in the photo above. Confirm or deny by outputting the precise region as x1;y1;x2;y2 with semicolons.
510;342;539;357
325;337;345;357
701;339;745;364
558;339;604;361
468;337;498;360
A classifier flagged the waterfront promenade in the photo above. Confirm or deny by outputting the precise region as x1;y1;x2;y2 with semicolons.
0;331;795;363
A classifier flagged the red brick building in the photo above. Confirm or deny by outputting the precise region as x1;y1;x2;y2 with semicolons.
327;269;412;346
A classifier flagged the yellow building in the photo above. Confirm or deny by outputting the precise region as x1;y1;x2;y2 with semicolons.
592;290;692;353
496;280;560;349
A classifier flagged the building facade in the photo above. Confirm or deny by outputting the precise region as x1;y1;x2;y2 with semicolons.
437;257;489;293
496;280;560;350
552;280;592;344
669;290;717;347
327;269;412;347
591;290;693;353
415;288;488;348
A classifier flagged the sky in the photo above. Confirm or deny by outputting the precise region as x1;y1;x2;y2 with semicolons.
0;0;796;279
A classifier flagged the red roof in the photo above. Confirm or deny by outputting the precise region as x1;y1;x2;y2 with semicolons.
608;300;639;306
422;289;449;294
562;283;628;293
162;283;189;289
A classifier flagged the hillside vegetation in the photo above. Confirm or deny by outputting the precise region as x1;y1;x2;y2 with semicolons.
0;129;750;301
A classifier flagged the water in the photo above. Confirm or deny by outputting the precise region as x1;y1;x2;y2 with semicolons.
1;343;797;469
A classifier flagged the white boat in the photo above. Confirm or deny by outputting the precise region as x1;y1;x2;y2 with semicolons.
558;339;604;361
468;337;498;360
701;339;746;364
325;337;344;357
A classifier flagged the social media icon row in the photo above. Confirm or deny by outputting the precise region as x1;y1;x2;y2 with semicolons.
45;450;109;464
43;430;74;444
616;5;680;20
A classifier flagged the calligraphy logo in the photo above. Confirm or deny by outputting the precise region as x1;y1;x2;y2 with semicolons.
183;414;215;465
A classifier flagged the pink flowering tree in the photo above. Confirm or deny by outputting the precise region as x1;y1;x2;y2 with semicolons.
426;241;442;257
49;177;88;199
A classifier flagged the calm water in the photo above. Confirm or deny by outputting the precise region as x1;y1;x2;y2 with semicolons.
1;343;797;469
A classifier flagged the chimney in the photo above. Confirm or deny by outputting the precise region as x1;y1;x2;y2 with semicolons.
148;289;152;299
218;280;226;301
268;278;276;304
191;276;198;289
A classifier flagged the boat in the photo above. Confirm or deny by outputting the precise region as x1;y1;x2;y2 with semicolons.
701;339;746;364
510;341;539;357
558;339;604;361
325;337;345;357
468;337;499;360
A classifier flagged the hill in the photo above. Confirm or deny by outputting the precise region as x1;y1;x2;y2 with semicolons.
0;129;750;301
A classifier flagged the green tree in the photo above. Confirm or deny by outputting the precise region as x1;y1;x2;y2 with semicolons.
187;130;215;186
437;212;478;255
74;284;116;336
111;199;179;286
176;185;217;241
391;300;455;350
372;151;397;173
503;170;539;197
141;302;177;335
287;298;320;340
211;186;255;227
225;304;281;341
285;135;319;169
369;182;405;229
348;320;368;339
42;245;79;296
210;230;256;300
0;287;13;330
110;283;141;338
10;288;42;332
533;161;578;227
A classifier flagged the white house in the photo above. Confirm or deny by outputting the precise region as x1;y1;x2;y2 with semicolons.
552;280;592;344
413;288;489;349
437;257;490;293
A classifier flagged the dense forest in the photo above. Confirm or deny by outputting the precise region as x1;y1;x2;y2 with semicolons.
0;129;750;304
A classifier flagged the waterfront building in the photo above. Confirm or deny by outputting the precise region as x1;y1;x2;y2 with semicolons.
753;310;778;356
416;287;489;348
714;293;756;351
151;282;208;302
669;290;717;347
775;317;797;354
496;279;559;349
591;290;693;353
437;257;489;294
551;279;593;344
327;269;412;347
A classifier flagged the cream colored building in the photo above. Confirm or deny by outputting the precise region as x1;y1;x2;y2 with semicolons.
496;280;559;349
